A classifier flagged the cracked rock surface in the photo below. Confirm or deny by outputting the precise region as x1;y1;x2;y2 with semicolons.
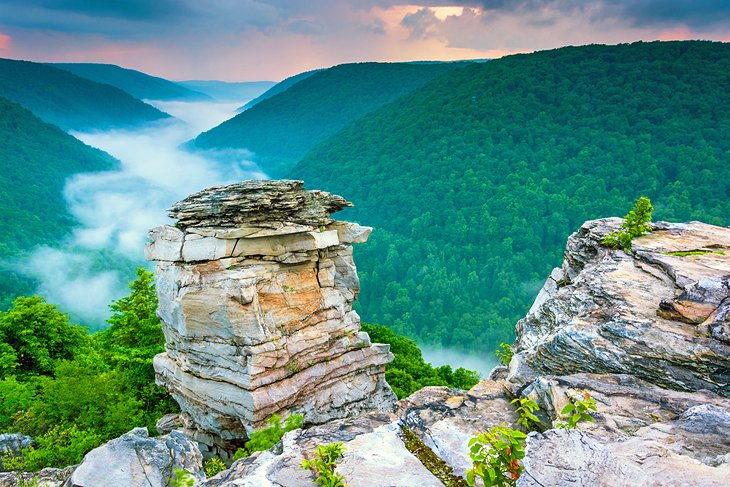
512;218;730;396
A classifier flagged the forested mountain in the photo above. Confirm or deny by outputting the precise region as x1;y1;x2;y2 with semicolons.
238;69;322;110
193;62;467;177
0;59;169;131
50;63;211;101
0;97;117;307
177;80;275;103
290;41;730;353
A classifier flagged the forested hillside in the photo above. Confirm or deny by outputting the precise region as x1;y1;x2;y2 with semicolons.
0;97;117;307
290;41;730;353
50;63;210;101
0;59;169;131
193;62;467;177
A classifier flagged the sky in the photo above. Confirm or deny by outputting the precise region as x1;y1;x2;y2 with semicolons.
0;1;729;81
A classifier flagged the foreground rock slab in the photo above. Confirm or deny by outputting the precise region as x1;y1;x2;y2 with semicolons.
519;405;730;487
148;180;396;457
66;428;204;487
512;219;730;396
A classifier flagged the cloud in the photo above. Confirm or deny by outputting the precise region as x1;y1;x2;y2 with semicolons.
402;7;440;38
0;33;9;49
29;0;187;21
1;1;729;80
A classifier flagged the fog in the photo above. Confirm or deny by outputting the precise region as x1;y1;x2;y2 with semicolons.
23;101;266;327
420;345;497;377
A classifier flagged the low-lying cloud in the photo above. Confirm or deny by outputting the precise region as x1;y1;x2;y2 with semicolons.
420;345;496;377
22;100;266;327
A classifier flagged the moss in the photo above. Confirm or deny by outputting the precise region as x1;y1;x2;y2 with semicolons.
400;427;468;487
663;250;725;257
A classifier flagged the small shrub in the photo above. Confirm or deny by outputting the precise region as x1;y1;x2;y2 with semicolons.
465;425;526;487
169;469;195;487
300;442;346;487
602;196;654;250
203;456;226;477
511;397;540;432
17;478;40;487
555;390;597;429
495;342;513;366
231;413;304;460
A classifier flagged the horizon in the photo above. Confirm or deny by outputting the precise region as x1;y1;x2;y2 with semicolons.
1;1;729;81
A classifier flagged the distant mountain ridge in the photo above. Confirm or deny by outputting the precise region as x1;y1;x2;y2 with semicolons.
238;69;322;110
50;63;211;101
177;80;275;103
0;58;169;131
192;61;469;177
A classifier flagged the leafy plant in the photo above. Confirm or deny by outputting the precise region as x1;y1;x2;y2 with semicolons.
466;425;526;487
495;343;513;366
511;397;540;432
203;456;227;477
169;469;196;487
555;390;597;429
300;442;347;487
231;413;304;460
602;196;654;250
17;477;40;487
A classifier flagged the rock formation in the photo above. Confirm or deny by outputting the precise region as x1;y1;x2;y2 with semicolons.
194;218;730;486
511;218;730;396
146;180;396;457
18;208;727;486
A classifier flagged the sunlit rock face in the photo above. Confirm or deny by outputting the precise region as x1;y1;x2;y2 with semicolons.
146;180;396;457
511;218;730;396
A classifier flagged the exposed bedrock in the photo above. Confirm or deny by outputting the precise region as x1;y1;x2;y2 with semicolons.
146;180;396;457
511;218;730;396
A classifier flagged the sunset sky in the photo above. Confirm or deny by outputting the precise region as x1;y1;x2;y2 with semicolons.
1;1;728;81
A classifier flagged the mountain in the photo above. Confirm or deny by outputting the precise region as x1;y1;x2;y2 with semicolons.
0;97;117;307
176;80;275;103
238;69;322;110
0;58;169;131
50;63;211;101
192;62;468;177
289;40;730;353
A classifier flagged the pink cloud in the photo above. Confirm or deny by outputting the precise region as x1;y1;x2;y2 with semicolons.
0;34;10;50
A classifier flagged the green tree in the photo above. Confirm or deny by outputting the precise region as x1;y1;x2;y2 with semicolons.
96;268;176;431
602;196;654;250
0;296;86;378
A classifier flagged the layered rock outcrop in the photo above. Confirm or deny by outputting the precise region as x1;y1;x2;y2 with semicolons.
146;180;396;457
511;218;730;396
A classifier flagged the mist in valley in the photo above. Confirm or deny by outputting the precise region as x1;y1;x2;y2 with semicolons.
419;345;497;377
23;101;266;327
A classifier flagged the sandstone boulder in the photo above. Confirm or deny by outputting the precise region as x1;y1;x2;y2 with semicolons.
65;428;203;487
